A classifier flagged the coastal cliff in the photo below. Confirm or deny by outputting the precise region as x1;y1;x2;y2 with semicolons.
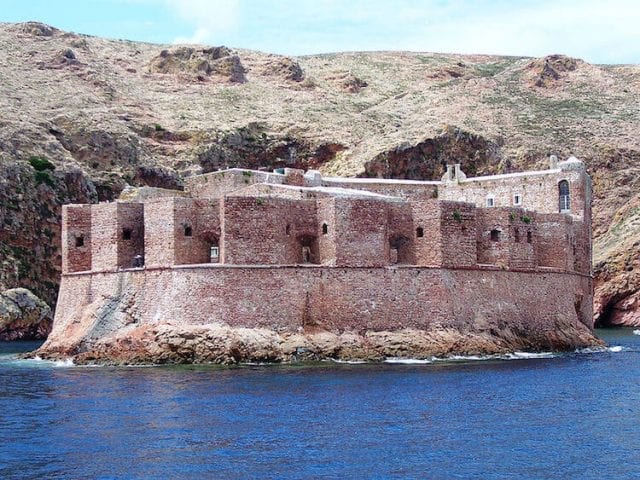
1;22;639;334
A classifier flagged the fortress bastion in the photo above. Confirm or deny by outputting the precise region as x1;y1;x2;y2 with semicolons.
36;156;602;364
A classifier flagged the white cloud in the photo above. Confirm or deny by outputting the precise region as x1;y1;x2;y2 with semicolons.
160;0;640;63
165;0;240;44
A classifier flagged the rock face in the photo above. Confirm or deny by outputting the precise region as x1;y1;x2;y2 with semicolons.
0;22;640;327
0;288;52;340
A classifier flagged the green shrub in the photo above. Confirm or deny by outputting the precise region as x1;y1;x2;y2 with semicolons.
452;210;462;222
154;123;165;132
521;215;532;224
256;197;265;206
35;171;55;187
28;155;55;171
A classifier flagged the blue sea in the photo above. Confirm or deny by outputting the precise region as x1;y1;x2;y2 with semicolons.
1;329;639;479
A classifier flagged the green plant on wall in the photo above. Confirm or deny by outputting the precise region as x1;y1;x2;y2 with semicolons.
453;210;463;223
521;215;531;224
509;212;517;221
256;197;265;206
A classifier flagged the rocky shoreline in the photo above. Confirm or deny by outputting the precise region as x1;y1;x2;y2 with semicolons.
32;321;604;366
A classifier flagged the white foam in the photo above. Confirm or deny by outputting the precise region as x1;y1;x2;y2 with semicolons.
608;345;624;352
633;330;640;336
329;358;369;364
384;357;433;364
505;351;557;360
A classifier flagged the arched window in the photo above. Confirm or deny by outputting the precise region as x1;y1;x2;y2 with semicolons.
322;223;328;235
416;227;424;238
559;180;570;213
490;229;500;242
184;225;192;237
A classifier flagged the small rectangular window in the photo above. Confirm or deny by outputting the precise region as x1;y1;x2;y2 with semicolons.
184;226;192;237
122;228;132;240
75;235;84;247
513;194;522;206
490;229;500;242
210;246;219;259
486;197;495;208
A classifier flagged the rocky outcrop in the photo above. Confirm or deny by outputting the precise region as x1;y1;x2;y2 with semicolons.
35;320;602;366
148;46;246;82
526;54;581;88
0;288;52;340
361;126;501;180
260;57;304;82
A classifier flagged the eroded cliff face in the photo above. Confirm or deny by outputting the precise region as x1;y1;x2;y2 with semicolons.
1;22;640;326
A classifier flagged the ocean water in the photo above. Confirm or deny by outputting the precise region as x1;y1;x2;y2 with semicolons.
1;330;639;479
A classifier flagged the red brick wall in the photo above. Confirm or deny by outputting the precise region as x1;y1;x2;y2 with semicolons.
61;205;92;273
143;200;175;268
222;196;317;265
174;198;221;265
116;203;144;269
439;202;478;268
333;198;389;267
536;213;573;270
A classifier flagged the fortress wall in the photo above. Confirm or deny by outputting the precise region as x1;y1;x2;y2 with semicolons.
174;198;221;265
439;201;478;268
439;169;588;220
536;213;574;270
144;200;175;268
116;203;144;269
411;200;442;266
476;209;518;267
317;198;337;265
387;202;415;264
91;203;119;271
223;196;316;265
49;267;594;352
333;198;389;267
61;204;92;273
185;170;283;199
322;180;438;200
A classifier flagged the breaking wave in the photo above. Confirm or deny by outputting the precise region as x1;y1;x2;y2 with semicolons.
633;330;640;336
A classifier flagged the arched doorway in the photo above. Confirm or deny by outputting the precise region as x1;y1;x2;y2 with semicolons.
298;235;319;264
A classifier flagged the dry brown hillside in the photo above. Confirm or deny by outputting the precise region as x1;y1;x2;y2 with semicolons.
1;21;639;327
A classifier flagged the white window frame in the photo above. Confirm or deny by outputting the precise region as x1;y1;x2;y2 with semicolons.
210;246;219;259
486;195;495;208
513;193;522;206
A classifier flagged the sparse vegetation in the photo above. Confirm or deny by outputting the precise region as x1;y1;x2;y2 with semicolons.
28;155;55;171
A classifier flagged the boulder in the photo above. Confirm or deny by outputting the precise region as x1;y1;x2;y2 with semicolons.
0;288;52;340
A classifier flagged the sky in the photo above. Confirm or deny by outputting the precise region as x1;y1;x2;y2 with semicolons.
1;0;638;64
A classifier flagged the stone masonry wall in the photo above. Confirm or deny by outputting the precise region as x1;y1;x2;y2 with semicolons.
116;203;144;270
333;198;390;267
184;169;284;199
47;266;594;355
144;200;175;268
61;204;92;274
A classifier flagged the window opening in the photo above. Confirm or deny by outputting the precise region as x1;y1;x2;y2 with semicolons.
322;223;328;235
490;229;500;242
210;246;219;260
75;235;84;247
286;224;291;236
416;227;424;238
513;194;522;206
122;228;132;240
527;231;532;243
184;225;192;237
559;180;570;213
486;196;495;208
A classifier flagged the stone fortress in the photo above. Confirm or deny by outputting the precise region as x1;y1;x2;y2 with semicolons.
39;155;598;363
